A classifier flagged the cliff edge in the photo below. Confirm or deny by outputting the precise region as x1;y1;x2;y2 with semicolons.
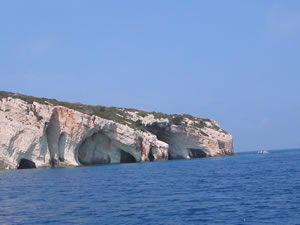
0;91;234;170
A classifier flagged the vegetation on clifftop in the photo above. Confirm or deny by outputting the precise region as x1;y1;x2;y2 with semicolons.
0;91;137;126
0;91;228;134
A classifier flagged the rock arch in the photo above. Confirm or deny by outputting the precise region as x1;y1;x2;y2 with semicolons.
77;132;137;165
120;150;136;163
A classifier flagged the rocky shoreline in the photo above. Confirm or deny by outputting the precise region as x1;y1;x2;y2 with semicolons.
0;91;234;170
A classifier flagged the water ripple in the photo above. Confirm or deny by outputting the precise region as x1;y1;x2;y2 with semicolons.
0;149;299;224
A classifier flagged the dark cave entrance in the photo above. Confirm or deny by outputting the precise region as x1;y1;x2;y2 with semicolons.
148;148;155;162
18;158;36;169
189;149;207;158
120;150;137;163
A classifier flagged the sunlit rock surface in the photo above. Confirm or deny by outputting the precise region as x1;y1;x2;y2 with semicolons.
0;93;233;170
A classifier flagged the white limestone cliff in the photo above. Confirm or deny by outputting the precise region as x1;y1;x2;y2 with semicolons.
0;94;233;170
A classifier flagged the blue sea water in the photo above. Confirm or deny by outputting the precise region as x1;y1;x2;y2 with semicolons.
0;149;299;225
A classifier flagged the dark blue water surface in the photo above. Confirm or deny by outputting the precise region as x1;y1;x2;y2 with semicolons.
0;149;300;225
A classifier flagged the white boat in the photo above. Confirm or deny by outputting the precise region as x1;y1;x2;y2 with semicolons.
257;150;269;154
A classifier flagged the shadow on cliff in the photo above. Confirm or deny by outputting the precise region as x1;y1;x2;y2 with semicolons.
46;108;65;167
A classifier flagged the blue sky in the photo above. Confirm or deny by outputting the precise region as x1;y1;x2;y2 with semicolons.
1;1;300;152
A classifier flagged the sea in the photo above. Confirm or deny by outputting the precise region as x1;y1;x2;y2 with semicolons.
0;149;299;225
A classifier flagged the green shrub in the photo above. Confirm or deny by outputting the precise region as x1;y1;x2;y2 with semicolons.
137;111;148;117
171;115;184;125
193;120;207;129
0;91;216;132
151;111;169;119
132;119;147;131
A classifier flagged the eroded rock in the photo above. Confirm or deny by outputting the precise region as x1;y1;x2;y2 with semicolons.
0;93;234;170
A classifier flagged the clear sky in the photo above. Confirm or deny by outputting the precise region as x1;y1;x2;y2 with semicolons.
1;1;300;152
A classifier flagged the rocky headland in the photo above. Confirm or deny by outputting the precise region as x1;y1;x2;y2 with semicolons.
0;91;234;170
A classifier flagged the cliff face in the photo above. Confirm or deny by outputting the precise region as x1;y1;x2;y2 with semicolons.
0;93;234;170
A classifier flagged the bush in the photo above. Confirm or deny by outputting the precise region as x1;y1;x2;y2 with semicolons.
171;115;184;125
132;119;147;131
193;120;207;129
0;91;215;132
137;111;148;117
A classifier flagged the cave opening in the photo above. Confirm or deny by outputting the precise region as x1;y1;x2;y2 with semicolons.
18;158;36;169
77;133;111;165
58;133;66;162
120;150;136;163
189;148;207;158
148;148;154;162
168;150;174;160
77;132;137;165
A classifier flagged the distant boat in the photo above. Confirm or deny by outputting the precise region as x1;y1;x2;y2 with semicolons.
257;150;269;154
